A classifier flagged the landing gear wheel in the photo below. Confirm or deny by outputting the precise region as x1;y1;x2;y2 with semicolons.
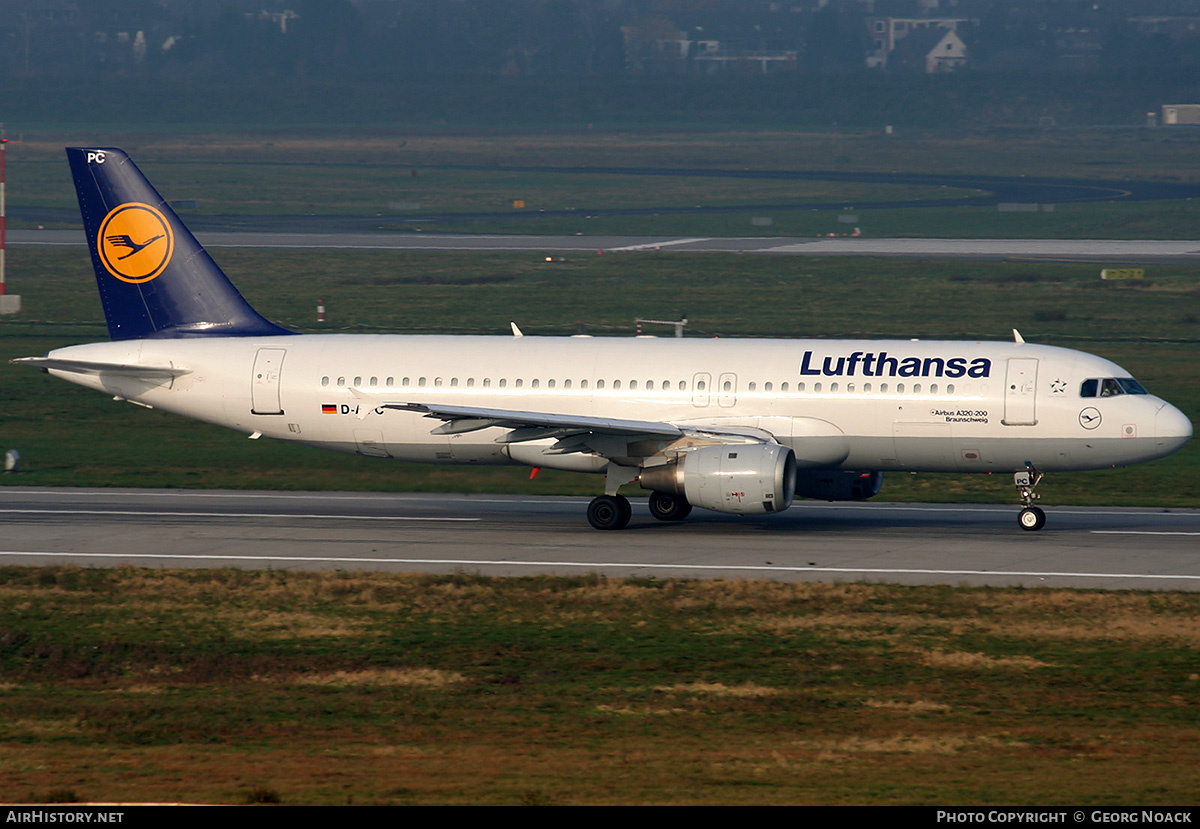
1014;464;1047;532
1018;506;1046;532
588;494;632;531
648;491;692;522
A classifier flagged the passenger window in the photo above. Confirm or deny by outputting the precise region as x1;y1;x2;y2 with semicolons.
337;377;346;387
386;377;394;387
370;377;378;387
781;382;789;392
564;379;572;389
321;376;330;387
354;376;362;386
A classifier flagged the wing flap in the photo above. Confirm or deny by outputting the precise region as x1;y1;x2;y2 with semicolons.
383;403;685;440
381;402;781;466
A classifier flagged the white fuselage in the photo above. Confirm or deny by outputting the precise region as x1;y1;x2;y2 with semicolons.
43;334;1192;477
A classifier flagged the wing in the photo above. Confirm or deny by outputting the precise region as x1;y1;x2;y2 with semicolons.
383;401;778;465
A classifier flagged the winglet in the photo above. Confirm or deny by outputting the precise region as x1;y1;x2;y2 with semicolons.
1012;328;1025;344
510;322;524;337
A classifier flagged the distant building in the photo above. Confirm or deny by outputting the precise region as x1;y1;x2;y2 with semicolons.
1130;17;1200;41
693;49;798;75
889;27;966;73
866;17;968;70
1162;105;1200;125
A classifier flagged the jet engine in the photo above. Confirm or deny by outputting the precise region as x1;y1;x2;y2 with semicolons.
639;443;797;515
794;470;883;501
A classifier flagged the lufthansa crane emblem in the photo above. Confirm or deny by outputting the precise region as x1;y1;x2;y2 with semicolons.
97;203;174;284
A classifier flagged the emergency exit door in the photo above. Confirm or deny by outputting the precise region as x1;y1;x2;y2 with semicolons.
1002;358;1038;425
251;348;286;415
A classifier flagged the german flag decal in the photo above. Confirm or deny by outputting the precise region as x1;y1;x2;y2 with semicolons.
321;404;338;414
97;202;174;284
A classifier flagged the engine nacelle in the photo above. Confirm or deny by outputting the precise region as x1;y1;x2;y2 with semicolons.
794;470;883;501
639;443;797;515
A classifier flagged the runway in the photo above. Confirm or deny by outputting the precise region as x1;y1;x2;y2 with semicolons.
12;228;1200;262
2;487;1198;590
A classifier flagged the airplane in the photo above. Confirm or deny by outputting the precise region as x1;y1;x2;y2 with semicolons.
13;148;1194;531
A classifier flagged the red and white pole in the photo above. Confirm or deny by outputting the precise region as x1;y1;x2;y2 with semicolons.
1;126;7;297
317;298;325;323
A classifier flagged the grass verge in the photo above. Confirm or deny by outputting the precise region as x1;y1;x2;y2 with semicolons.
1;567;1197;805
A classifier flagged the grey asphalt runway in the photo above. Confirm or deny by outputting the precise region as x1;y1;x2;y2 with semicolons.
2;487;1198;590
11;229;1200;261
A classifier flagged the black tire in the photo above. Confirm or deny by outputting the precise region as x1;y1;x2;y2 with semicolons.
1018;506;1046;531
648;490;693;522
588;494;632;530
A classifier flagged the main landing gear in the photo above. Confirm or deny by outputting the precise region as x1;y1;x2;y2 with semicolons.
648;490;692;522
1014;463;1046;531
587;494;632;531
586;491;695;530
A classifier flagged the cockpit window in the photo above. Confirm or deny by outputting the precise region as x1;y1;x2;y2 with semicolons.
1081;378;1148;398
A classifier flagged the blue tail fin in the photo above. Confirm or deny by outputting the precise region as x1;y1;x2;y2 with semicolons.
66;147;291;341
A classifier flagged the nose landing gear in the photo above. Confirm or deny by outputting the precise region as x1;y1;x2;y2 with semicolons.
1015;463;1046;531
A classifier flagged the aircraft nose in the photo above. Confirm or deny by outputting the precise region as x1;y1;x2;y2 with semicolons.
1155;402;1193;455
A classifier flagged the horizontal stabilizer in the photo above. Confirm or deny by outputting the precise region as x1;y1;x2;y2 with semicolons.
12;356;191;379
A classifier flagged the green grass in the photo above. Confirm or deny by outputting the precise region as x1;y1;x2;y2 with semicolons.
8;128;1200;238
0;568;1197;805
